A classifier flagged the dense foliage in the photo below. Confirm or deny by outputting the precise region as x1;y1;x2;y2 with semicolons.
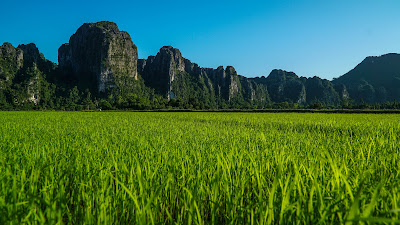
1;112;400;224
333;53;400;103
2;41;400;111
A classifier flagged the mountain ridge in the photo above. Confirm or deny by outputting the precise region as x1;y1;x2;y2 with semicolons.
1;21;400;110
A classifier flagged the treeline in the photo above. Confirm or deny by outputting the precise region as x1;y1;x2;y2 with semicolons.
2;82;400;111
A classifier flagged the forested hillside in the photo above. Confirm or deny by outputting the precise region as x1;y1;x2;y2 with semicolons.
1;21;400;110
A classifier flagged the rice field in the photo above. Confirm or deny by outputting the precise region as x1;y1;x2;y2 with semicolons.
0;111;400;224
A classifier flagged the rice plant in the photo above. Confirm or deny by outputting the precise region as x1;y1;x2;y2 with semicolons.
0;112;399;224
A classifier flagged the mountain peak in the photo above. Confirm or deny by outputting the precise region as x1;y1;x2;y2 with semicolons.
58;20;138;93
267;69;299;81
160;46;175;50
159;46;183;57
333;53;400;102
86;21;119;32
361;53;400;64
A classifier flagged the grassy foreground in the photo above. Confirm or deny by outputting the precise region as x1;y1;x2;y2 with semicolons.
0;112;400;224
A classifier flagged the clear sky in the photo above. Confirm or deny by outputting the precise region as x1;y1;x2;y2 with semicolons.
1;0;399;80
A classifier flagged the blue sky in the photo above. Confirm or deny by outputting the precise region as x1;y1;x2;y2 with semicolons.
1;0;399;79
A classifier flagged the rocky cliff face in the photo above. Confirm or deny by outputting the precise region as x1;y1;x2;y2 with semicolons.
3;21;400;109
138;45;347;106
0;42;56;105
333;53;400;103
262;69;342;105
264;69;306;104
58;21;138;93
139;46;270;105
138;46;185;98
0;43;24;89
304;76;340;105
136;41;400;106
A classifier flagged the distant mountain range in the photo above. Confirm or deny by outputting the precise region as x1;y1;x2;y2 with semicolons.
1;21;400;109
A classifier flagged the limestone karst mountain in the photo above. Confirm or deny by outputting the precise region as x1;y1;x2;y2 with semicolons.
58;21;138;93
138;46;270;106
333;53;400;103
0;42;56;107
1;21;400;109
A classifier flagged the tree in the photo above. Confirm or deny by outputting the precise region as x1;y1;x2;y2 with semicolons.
66;86;81;110
83;89;95;110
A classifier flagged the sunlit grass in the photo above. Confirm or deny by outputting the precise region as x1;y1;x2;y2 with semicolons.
0;112;399;224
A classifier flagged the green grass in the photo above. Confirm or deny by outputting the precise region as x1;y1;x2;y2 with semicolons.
0;112;400;224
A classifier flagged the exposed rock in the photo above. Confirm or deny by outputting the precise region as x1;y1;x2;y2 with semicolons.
18;43;41;67
137;59;147;75
265;69;306;103
334;84;347;98
304;76;340;105
333;53;400;103
4;20;400;109
58;21;138;93
142;49;400;105
18;43;56;75
264;69;341;105
25;64;42;105
0;42;56;105
140;46;185;98
226;66;240;100
0;43;24;83
139;46;270;105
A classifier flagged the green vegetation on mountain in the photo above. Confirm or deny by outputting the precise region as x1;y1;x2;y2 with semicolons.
1;21;400;110
333;53;400;103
